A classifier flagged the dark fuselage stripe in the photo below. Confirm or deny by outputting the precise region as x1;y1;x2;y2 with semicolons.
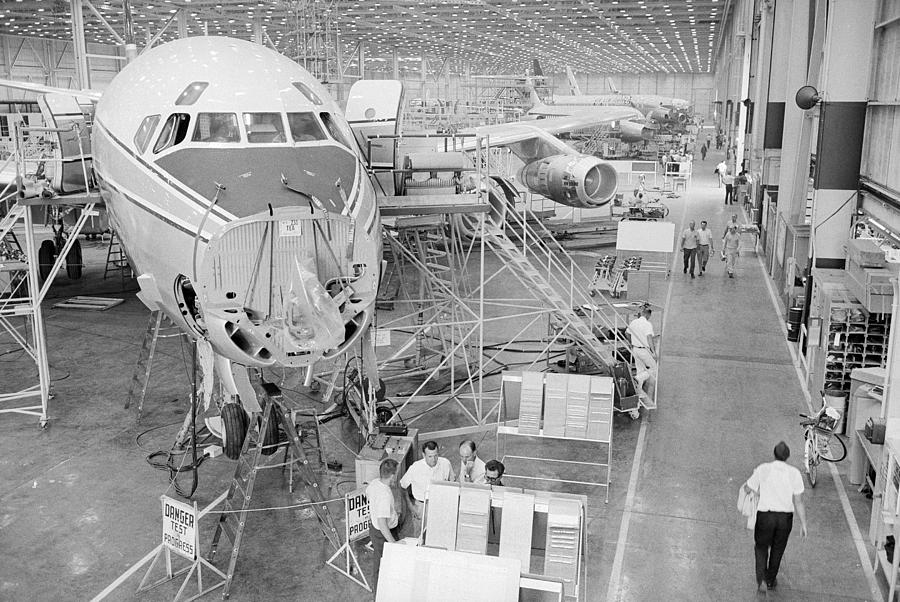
95;172;209;243
94;119;232;222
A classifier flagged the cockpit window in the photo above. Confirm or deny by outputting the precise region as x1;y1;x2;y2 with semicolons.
319;112;353;149
243;112;286;144
134;114;160;154
192;113;240;143
175;82;209;106
287;113;326;142
292;82;323;105
153;113;191;153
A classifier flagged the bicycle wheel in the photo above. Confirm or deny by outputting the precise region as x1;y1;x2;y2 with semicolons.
820;432;848;462
804;433;818;488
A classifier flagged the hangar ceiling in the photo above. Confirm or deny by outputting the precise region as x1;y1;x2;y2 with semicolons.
0;0;727;75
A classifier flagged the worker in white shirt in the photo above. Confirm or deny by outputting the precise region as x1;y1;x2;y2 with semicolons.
399;440;455;538
722;169;736;204
715;159;728;188
457;440;486;484
742;441;808;592
366;458;400;590
695;220;714;275
626;306;657;404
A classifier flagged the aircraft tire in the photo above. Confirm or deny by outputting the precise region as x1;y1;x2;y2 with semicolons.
259;403;280;456
221;403;249;460
38;240;56;282
66;239;83;280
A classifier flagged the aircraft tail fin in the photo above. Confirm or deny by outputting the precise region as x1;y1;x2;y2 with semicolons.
606;77;619;94
532;58;544;77
565;67;582;95
526;84;542;109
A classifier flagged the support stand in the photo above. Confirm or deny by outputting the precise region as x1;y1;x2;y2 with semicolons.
134;517;227;602
326;541;370;592
91;492;229;602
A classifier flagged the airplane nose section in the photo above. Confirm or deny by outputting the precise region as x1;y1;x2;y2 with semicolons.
197;205;379;368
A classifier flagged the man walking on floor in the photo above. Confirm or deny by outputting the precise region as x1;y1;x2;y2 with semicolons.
715;159;727;188
696;220;713;275
626;306;657;405
742;441;808;592
723;225;741;278
679;220;699;278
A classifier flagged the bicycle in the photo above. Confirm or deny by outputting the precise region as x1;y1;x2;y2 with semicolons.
799;401;847;487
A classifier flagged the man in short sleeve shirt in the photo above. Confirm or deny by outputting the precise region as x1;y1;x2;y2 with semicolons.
399;440;454;537
744;441;808;591
627;306;657;403
366;458;400;589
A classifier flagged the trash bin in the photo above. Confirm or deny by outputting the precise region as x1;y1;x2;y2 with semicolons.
786;307;803;342
823;387;849;435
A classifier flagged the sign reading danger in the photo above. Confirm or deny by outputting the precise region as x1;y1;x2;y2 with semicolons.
161;495;197;560
345;488;370;543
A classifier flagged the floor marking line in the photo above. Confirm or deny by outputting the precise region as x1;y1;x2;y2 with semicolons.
756;251;882;601
605;185;687;601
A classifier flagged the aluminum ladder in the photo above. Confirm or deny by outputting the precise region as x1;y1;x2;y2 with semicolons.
207;382;341;598
124;310;187;421
103;230;132;281
482;225;620;369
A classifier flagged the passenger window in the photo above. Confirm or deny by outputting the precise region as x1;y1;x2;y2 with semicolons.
319;112;353;149
243;113;286;143
287;112;326;142
133;114;160;153
153;113;190;153
192;113;240;143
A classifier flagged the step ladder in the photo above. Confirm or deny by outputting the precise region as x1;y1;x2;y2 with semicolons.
124;310;187;421
103;230;132;281
0;203;26;262
481;222;645;409
0;203;26;241
207;382;341;598
399;224;457;366
483;226;617;368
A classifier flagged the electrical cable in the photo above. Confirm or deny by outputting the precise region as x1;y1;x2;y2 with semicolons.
317;418;363;459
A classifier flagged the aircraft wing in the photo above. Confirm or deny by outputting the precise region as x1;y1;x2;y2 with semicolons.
0;79;100;103
459;107;643;160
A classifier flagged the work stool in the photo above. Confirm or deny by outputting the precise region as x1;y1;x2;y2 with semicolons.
673;177;687;192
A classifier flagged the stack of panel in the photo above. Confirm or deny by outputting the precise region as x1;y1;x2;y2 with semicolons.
587;376;614;442
455;486;492;554
544;498;582;598
498;491;535;569
425;482;460;550
518;371;545;435
564;375;590;439
543;373;568;437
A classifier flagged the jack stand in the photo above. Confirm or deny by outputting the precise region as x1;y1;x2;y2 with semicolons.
206;382;341;598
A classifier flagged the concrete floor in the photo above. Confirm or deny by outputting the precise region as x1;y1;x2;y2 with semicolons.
0;143;886;601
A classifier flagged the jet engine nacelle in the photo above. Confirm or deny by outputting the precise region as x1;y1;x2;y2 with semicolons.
649;108;671;122
520;154;617;208
619;120;657;143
